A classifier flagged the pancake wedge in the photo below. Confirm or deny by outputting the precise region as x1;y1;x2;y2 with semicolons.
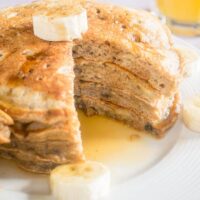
0;0;84;173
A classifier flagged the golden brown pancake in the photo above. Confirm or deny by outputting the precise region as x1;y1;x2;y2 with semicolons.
0;0;84;173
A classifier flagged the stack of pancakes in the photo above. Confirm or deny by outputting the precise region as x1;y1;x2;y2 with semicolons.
74;2;182;136
0;0;84;172
0;0;183;173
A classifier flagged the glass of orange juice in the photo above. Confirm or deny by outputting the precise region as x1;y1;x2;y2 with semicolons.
156;0;200;36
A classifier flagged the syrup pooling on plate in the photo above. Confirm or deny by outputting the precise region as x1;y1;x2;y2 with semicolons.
78;110;153;182
78;110;179;183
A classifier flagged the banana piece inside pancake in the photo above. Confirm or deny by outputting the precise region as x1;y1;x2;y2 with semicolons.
0;110;13;144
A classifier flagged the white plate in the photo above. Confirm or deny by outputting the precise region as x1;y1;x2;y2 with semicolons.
0;1;200;200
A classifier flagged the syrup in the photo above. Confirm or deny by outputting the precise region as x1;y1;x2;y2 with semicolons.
78;111;149;164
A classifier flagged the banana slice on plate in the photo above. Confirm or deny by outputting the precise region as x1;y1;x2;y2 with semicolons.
33;3;88;41
50;161;110;200
175;43;200;77
183;95;200;132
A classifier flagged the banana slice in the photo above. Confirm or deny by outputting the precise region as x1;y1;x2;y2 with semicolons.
0;124;11;144
176;43;200;77
33;3;88;41
0;109;13;125
50;161;110;200
183;95;200;132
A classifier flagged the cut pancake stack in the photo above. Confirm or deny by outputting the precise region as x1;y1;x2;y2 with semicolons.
0;0;183;173
74;2;182;137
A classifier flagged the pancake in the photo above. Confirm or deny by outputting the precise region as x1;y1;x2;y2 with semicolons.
0;1;84;173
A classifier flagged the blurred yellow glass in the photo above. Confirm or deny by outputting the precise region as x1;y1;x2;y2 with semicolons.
156;0;200;36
